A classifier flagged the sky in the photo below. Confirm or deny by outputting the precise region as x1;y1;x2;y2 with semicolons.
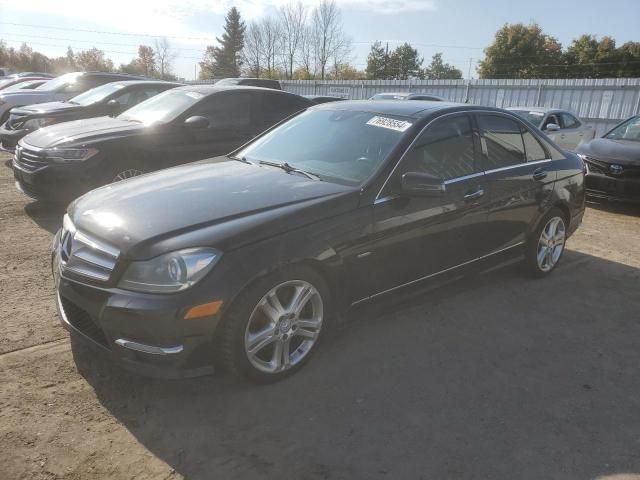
0;0;639;80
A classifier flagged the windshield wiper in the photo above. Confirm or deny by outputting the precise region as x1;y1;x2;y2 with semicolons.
67;100;79;105
228;155;255;165
258;160;321;181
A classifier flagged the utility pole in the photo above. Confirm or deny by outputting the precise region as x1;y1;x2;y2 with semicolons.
468;57;473;80
384;42;389;80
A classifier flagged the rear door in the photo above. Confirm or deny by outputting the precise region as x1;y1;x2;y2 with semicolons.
356;113;489;298
559;112;584;151
476;112;557;252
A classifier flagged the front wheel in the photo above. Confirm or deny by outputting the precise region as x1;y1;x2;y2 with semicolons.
220;266;330;382
524;208;568;277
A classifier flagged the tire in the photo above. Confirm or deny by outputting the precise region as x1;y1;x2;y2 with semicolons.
524;208;568;277
220;265;331;383
100;157;147;186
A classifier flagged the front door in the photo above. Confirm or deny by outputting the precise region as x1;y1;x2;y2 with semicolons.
356;113;490;298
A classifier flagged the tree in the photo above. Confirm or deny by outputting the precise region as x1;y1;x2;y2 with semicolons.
243;21;264;77
311;0;350;80
75;48;114;72
154;37;175;79
478;23;563;78
327;63;365;80
297;25;316;79
424;53;463;80
259;17;281;79
388;43;423;79
280;2;307;79
201;7;246;78
564;35;622;78
618;41;640;77
365;41;389;79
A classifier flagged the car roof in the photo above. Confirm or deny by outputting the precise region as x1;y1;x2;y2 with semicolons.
174;84;304;97
107;80;183;87
506;106;564;114
311;100;478;118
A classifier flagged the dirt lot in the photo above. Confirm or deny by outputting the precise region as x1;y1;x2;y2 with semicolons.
1;152;640;480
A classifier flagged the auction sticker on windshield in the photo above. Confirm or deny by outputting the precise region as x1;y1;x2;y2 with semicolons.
366;116;413;132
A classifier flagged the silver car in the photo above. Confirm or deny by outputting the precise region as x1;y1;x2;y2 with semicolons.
507;107;595;151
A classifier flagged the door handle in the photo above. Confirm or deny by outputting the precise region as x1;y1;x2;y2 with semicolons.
463;188;484;202
532;168;547;181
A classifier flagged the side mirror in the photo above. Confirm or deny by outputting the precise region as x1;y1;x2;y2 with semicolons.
184;115;210;130
545;123;561;132
106;99;122;114
401;172;446;197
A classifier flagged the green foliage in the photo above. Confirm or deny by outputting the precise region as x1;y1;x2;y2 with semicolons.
424;53;463;80
200;7;246;79
478;23;563;78
366;41;427;80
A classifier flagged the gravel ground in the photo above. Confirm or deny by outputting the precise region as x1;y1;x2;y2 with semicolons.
1;152;640;480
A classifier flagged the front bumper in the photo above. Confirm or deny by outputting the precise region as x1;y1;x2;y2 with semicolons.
53;240;221;379
585;172;640;203
0;126;28;152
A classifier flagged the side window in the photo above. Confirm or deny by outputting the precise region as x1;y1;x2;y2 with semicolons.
522;129;548;161
478;114;525;169
401;114;476;181
191;92;251;129
257;93;308;130
560;113;580;129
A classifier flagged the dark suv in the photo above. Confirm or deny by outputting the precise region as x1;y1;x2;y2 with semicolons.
14;85;314;200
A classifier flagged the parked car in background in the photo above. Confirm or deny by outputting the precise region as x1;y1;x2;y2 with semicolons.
14;72;55;78
215;78;281;90
0;80;181;151
370;92;447;101
507;107;595;151
14;85;314;200
0;79;49;92
0;72;144;124
303;95;346;104
577;115;640;203
52;101;585;382
0;75;52;92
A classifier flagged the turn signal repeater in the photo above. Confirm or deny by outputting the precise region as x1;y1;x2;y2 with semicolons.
184;300;223;320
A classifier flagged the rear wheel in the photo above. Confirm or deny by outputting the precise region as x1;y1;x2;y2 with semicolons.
99;158;147;186
220;265;330;382
524;208;567;277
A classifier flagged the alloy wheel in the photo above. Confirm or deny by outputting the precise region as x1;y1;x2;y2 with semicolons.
537;216;566;272
244;280;323;374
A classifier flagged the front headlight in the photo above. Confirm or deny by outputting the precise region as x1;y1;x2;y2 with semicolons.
45;147;99;163
23;117;56;129
118;248;221;293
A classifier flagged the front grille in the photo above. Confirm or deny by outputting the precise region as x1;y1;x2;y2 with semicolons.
60;296;110;348
14;144;48;173
585;157;640;178
60;228;120;283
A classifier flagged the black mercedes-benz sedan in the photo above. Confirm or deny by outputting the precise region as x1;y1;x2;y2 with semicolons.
577;115;640;203
14;85;313;201
0;80;181;151
53;101;585;382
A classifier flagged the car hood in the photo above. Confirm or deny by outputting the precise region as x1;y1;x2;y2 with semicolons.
12;101;84;117
68;159;359;259
577;138;640;165
21;116;144;148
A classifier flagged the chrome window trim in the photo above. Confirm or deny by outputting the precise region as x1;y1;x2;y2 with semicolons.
483;158;552;175
375;108;549;201
351;241;526;306
443;171;485;185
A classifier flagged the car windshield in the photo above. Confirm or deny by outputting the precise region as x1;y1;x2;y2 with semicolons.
69;83;126;106
36;72;82;91
237;109;412;186
510;110;545;126
0;78;16;89
2;80;44;92
118;89;203;124
605;116;640;142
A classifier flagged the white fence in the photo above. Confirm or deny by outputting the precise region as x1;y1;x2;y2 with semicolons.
279;78;640;136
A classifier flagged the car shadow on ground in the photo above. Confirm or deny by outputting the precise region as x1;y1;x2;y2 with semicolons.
70;249;640;480
24;201;66;234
